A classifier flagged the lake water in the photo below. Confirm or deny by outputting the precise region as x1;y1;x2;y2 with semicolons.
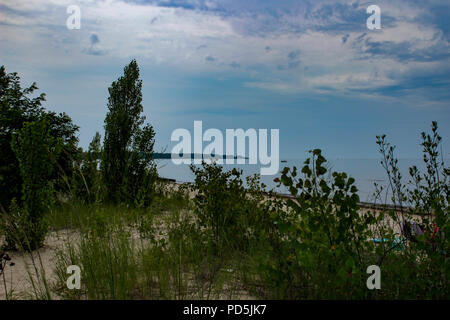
156;158;438;204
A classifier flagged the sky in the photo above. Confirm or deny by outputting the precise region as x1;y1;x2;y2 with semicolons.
1;0;449;160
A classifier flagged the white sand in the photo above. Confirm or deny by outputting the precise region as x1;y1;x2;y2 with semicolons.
0;229;78;299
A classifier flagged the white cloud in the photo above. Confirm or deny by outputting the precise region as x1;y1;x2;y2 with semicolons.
0;0;448;97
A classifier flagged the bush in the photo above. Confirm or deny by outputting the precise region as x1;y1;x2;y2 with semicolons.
247;149;379;298
190;162;265;254
3;117;62;250
373;121;449;298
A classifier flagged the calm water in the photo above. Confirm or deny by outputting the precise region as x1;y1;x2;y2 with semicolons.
156;158;441;204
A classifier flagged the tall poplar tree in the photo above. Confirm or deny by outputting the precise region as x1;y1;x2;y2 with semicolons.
102;60;156;205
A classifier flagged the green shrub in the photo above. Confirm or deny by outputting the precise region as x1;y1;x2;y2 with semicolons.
3;117;62;251
249;149;380;298
373;121;449;298
190;162;265;254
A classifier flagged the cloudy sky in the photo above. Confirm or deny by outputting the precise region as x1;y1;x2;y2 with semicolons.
1;0;449;159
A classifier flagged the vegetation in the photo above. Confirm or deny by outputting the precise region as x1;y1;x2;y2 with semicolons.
0;63;448;299
3;117;62;251
71;132;103;204
0;66;79;212
101;59;157;206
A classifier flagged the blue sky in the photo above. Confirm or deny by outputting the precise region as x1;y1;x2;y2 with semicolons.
1;0;449;159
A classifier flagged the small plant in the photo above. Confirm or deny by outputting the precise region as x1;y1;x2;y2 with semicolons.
0;252;14;272
0;251;15;299
374;121;449;298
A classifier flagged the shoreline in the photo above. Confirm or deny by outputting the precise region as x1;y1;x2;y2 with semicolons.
159;177;416;213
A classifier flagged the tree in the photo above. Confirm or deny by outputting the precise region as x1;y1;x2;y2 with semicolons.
102;60;156;205
84;132;103;202
0;66;79;210
72;132;103;203
0;66;44;211
6;117;62;250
